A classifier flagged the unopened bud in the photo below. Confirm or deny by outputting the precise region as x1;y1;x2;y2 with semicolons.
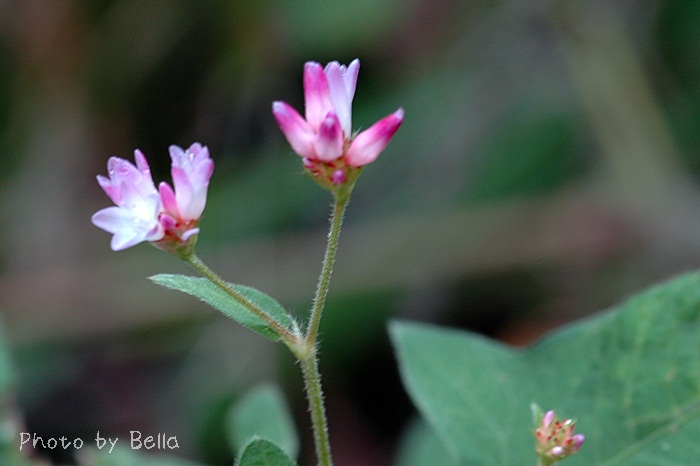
534;408;585;465
331;170;346;185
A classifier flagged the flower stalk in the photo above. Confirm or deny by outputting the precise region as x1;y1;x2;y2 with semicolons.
94;57;403;466
306;195;349;345
289;194;349;466
185;253;300;346
271;58;402;466
298;352;332;466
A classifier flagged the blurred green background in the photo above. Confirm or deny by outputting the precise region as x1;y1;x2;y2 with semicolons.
1;0;700;464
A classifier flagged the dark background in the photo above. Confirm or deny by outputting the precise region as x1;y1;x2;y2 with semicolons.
1;1;700;464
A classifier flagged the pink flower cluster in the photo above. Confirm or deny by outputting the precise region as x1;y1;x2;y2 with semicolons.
91;143;213;253
273;59;403;188
535;410;585;464
93;59;403;252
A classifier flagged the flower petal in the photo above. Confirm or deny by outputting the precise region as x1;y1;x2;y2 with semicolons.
303;61;333;131
158;181;179;217
91;202;163;251
325;59;359;137
272;101;316;159
346;108;404;167
169;143;214;221
93;151;164;250
313;112;344;162
100;155;158;205
134;149;154;182
91;206;132;234
96;174;120;205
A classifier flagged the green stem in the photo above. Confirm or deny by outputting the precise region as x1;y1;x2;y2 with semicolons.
182;192;350;466
299;351;332;466
185;253;299;346
296;195;348;466
306;197;348;344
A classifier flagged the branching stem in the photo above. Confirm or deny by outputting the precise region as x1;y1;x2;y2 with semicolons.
185;253;300;346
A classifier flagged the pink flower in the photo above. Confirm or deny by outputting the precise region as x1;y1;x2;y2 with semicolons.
158;143;214;243
91;151;164;251
534;410;585;464
273;59;403;188
92;143;213;254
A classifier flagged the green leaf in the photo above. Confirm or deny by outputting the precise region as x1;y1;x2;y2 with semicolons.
150;274;294;341
79;445;204;466
236;438;298;466
391;271;700;465
228;384;299;459
0;319;23;465
394;418;460;466
0;319;14;395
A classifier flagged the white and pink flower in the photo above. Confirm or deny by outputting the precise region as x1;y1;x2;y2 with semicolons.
91;150;164;251
273;59;403;189
161;143;214;222
157;143;214;245
92;143;213;254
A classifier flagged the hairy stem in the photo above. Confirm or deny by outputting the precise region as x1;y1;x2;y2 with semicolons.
306;197;348;344
185;253;299;345
297;196;348;466
299;350;332;466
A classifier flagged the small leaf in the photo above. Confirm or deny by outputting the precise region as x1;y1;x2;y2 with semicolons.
228;384;299;459
150;274;294;341
391;271;700;465
236;438;298;466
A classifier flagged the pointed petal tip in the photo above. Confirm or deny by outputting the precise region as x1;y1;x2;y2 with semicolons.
169;144;185;159
344;109;404;167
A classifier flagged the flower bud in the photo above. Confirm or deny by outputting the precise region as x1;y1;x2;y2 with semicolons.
534;409;585;465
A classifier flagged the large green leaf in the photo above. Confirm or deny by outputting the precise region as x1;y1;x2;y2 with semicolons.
150;274;294;341
227;384;299;459
0;319;14;395
236;438;298;466
391;271;700;465
394;418;460;466
0;318;24;465
78;446;204;465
